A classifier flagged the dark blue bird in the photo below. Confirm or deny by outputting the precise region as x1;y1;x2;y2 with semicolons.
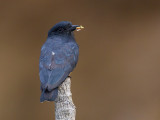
39;21;83;102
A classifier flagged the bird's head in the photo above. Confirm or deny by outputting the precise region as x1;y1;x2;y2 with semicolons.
48;21;84;36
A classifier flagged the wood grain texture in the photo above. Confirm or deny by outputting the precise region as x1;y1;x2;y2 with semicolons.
55;77;76;120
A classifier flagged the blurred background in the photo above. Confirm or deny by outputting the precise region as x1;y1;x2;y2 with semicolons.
1;0;160;120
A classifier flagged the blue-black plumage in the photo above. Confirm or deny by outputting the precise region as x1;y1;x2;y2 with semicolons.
39;21;83;102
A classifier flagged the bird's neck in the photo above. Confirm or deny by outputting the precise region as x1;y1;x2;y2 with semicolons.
49;34;76;43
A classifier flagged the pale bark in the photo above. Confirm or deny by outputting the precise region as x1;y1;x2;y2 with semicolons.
55;77;76;120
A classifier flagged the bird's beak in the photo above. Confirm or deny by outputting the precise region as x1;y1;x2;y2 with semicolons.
76;25;84;31
70;25;84;31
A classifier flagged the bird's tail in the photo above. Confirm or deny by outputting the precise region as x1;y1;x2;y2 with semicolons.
40;87;58;102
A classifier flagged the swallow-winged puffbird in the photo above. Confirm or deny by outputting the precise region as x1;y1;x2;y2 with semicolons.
39;21;84;102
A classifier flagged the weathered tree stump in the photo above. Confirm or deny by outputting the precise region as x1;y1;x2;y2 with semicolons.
55;77;76;120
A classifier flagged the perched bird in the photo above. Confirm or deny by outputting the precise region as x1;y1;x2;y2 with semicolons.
39;21;84;102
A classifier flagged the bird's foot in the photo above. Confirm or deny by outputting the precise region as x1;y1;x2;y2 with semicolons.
68;76;72;78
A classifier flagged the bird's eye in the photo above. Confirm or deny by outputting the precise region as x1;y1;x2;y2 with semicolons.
67;24;71;28
58;28;64;32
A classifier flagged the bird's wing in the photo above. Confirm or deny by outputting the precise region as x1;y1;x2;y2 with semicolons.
39;43;79;91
